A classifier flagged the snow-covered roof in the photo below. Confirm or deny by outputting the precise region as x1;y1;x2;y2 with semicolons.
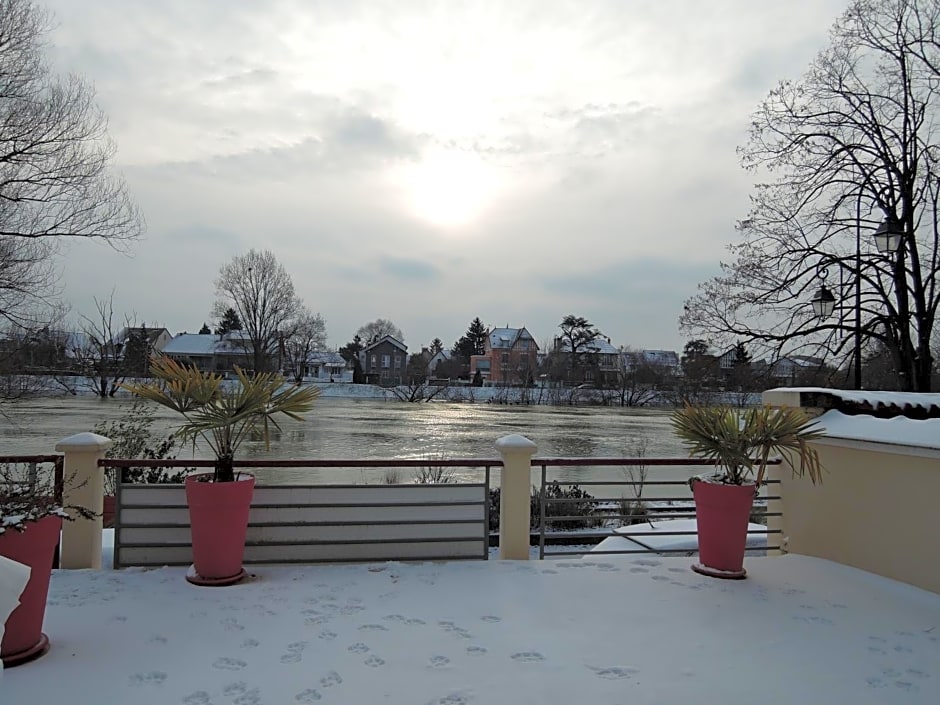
306;351;345;366
810;409;940;452
556;337;619;354
362;335;407;353
163;332;252;357
488;327;534;349
772;387;940;418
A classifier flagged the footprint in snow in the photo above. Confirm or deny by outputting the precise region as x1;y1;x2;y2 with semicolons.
129;671;167;686
511;652;545;663
364;655;385;667
181;691;211;705
212;657;247;671
295;689;322;702
588;665;639;680
428;655;451;668
347;642;370;654
319;671;343;688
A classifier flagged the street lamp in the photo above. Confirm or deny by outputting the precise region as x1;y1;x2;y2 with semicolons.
811;212;904;389
873;215;904;254
810;280;837;319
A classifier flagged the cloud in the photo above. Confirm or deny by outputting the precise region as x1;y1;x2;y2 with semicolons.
376;257;441;283
40;0;850;354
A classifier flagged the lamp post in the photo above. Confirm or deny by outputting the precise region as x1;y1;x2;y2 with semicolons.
811;214;904;389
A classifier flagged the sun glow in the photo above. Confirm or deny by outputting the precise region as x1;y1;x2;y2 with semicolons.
397;149;502;229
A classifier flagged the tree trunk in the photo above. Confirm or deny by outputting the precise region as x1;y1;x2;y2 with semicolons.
215;454;236;483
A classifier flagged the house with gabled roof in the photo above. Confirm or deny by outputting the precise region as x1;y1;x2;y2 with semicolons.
359;335;408;386
553;335;621;385
162;332;253;373
470;326;538;386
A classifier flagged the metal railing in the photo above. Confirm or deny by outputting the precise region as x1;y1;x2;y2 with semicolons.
96;455;783;562
100;457;496;566
534;457;783;559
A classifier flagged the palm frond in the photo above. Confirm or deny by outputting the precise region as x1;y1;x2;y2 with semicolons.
671;404;824;486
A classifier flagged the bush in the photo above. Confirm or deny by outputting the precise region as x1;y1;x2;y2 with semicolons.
488;481;601;531
617;497;649;526
93;398;186;494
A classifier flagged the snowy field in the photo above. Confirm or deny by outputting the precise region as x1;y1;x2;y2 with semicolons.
2;554;939;704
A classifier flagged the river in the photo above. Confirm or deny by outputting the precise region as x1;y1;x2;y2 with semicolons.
0;395;697;491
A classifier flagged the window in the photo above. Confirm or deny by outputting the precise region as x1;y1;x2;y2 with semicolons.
382;354;390;368
371;354;377;368
394;355;402;369
501;352;510;364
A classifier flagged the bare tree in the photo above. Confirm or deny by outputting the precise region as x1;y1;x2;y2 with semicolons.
213;250;301;373
0;0;142;246
72;293;132;398
356;318;403;345
681;0;940;391
0;0;143;393
283;309;327;383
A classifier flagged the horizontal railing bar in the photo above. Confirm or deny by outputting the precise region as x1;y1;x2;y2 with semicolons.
533;457;782;467
543;546;782;556
122;536;484;548
538;480;781;488
541;529;780;539
0;455;62;463
118;483;487;491
117;555;484;567
102;458;501;469
543;495;781;503
119;519;485;529
119;502;438;508
542;496;780;509
103;457;784;469
583;512;782;521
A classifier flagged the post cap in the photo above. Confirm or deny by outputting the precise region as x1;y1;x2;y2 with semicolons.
55;432;113;452
495;434;538;455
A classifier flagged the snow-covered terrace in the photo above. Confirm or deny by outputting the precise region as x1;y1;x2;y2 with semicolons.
3;554;939;704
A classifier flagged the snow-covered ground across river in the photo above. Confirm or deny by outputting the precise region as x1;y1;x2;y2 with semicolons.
2;553;939;704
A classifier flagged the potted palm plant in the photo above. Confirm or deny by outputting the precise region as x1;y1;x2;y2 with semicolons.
671;404;824;579
1;469;92;666
123;356;319;586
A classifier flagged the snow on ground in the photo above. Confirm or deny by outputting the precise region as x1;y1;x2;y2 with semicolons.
3;555;939;704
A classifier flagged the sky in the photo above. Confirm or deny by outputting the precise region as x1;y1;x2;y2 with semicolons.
42;0;850;354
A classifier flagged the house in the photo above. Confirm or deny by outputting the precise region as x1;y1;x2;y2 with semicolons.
113;327;172;355
299;351;349;382
162;332;254;374
768;355;827;385
623;349;681;375
426;349;453;379
470;327;538;386
359;335;408;386
552;336;621;385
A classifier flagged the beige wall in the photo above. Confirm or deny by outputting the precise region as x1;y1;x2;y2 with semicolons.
778;440;940;595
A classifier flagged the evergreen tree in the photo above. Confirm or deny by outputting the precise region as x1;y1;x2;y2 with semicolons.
453;317;488;360
429;338;444;355
338;334;364;363
214;307;243;336
198;322;211;335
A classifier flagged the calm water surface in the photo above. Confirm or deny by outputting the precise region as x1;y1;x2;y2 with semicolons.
0;396;697;491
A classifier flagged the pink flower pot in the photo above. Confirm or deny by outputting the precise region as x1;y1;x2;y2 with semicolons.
185;473;255;586
691;480;756;579
1;514;62;666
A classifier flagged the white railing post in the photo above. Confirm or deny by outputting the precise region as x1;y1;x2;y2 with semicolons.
495;434;538;560
55;432;112;569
